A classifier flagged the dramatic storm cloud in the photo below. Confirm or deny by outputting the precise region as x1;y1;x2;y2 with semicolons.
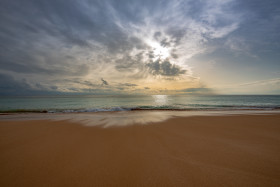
0;0;279;95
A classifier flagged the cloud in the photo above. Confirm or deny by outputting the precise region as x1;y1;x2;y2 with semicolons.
101;78;109;86
179;87;214;94
119;83;138;87
224;37;259;58
0;0;245;95
50;86;58;90
0;73;59;95
147;59;186;76
0;73;31;95
239;78;280;86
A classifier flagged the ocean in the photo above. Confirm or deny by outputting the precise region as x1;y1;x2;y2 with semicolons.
0;95;280;113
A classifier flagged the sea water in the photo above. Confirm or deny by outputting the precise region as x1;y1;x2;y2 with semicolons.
0;95;279;113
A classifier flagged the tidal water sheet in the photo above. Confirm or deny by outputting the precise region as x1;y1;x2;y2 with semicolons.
1;110;280;128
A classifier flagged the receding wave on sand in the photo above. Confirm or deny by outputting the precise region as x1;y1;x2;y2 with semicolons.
1;110;280;127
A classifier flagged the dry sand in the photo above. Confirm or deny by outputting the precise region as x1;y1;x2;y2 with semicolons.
0;114;280;186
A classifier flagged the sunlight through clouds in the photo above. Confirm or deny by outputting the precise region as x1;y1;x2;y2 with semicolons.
1;0;279;95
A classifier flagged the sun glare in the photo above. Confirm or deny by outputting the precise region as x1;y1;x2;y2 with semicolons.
147;40;170;60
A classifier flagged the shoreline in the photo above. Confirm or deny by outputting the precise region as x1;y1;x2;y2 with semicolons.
1;110;280;127
1;107;280;114
1;114;280;186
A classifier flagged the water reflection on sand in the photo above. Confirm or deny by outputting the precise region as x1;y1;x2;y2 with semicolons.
1;110;280;128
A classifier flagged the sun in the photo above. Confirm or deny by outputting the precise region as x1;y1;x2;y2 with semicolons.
146;40;170;60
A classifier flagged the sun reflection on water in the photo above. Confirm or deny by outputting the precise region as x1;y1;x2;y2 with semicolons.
152;95;169;106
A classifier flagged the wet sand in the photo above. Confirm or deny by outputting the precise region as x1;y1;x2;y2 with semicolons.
0;114;280;186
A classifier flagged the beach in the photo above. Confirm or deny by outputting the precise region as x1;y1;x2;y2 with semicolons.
0;113;280;186
1;0;279;186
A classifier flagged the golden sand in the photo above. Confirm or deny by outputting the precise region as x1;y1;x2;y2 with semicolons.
1;114;280;186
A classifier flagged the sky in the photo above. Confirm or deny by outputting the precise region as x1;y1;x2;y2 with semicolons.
0;0;280;95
